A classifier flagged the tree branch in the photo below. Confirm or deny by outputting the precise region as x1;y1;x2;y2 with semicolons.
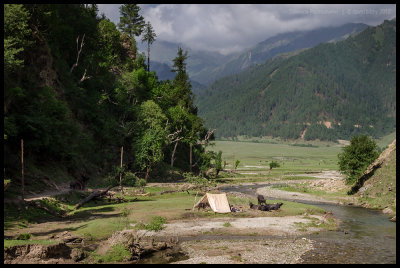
70;34;85;73
196;129;215;145
79;68;91;83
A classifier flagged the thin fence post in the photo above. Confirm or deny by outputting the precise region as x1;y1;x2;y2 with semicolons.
120;146;123;193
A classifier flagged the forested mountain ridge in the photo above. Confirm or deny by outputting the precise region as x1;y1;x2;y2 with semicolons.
193;22;369;86
4;4;216;191
196;19;396;141
141;23;368;87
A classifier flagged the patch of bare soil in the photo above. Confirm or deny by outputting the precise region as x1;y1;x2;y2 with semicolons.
140;215;325;238
172;237;314;264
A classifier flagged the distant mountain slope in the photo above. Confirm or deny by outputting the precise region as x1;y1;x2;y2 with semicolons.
139;23;368;87
193;23;369;85
138;39;229;85
196;19;396;141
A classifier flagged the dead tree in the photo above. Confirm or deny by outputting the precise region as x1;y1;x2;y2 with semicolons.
167;127;183;168
70;34;91;83
189;129;215;171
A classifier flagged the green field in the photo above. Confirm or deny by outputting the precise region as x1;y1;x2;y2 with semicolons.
207;132;396;175
207;140;342;174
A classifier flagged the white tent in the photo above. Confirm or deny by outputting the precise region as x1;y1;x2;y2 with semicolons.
193;193;231;213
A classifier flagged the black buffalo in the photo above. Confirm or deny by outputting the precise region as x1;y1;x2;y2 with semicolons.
257;194;267;205
250;201;284;211
267;202;284;210
249;202;259;210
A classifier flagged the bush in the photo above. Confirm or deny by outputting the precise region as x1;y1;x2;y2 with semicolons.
234;160;240;170
269;161;280;170
135;178;147;188
122;172;138;186
17;233;31;240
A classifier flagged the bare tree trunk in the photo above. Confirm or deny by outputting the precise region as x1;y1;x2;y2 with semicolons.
145;166;150;181
189;144;193;172
147;42;150;72
21;139;24;200
119;146;123;193
171;141;179;168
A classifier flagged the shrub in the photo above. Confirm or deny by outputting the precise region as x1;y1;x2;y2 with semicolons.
234;160;240;170
122;172;138;187
135;178;147;188
135;216;167;232
17;233;31;240
145;216;167;231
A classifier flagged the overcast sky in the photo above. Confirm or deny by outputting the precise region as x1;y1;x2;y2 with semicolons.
98;4;396;55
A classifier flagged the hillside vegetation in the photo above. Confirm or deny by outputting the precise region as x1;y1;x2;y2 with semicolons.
4;4;215;195
196;19;396;141
353;139;396;214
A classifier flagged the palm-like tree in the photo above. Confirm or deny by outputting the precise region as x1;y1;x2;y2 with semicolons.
141;21;157;72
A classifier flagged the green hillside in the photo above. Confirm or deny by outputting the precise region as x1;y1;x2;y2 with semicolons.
196;19;396;141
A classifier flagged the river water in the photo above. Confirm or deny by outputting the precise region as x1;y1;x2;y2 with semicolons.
219;183;396;264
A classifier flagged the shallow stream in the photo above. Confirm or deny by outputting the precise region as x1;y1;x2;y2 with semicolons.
219;183;396;264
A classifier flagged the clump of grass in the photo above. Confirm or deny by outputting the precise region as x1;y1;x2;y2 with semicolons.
223;222;232;227
91;243;131;263
16;233;31;240
134;216;167;232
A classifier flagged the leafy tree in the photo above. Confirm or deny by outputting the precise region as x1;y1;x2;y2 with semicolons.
338;135;380;185
4;4;32;72
133;100;168;181
141;21;156;72
269;161;280;174
118;4;145;39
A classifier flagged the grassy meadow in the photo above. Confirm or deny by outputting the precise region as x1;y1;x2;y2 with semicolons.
207;140;342;174
208;132;396;176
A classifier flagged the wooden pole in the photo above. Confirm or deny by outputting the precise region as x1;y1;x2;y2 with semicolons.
21;139;24;201
189;144;193;172
120;146;123;193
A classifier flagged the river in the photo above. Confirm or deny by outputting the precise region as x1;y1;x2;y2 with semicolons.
219;183;396;264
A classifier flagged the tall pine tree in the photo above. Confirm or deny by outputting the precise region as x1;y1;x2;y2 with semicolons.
118;4;145;39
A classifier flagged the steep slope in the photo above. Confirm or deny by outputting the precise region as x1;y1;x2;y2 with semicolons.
194;23;368;85
196;19;396;141
352;140;396;215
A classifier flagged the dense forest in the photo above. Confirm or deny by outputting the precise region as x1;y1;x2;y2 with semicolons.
196;19;396;141
4;4;216;190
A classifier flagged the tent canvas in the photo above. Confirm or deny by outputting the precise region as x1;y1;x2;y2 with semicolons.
193;193;231;213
